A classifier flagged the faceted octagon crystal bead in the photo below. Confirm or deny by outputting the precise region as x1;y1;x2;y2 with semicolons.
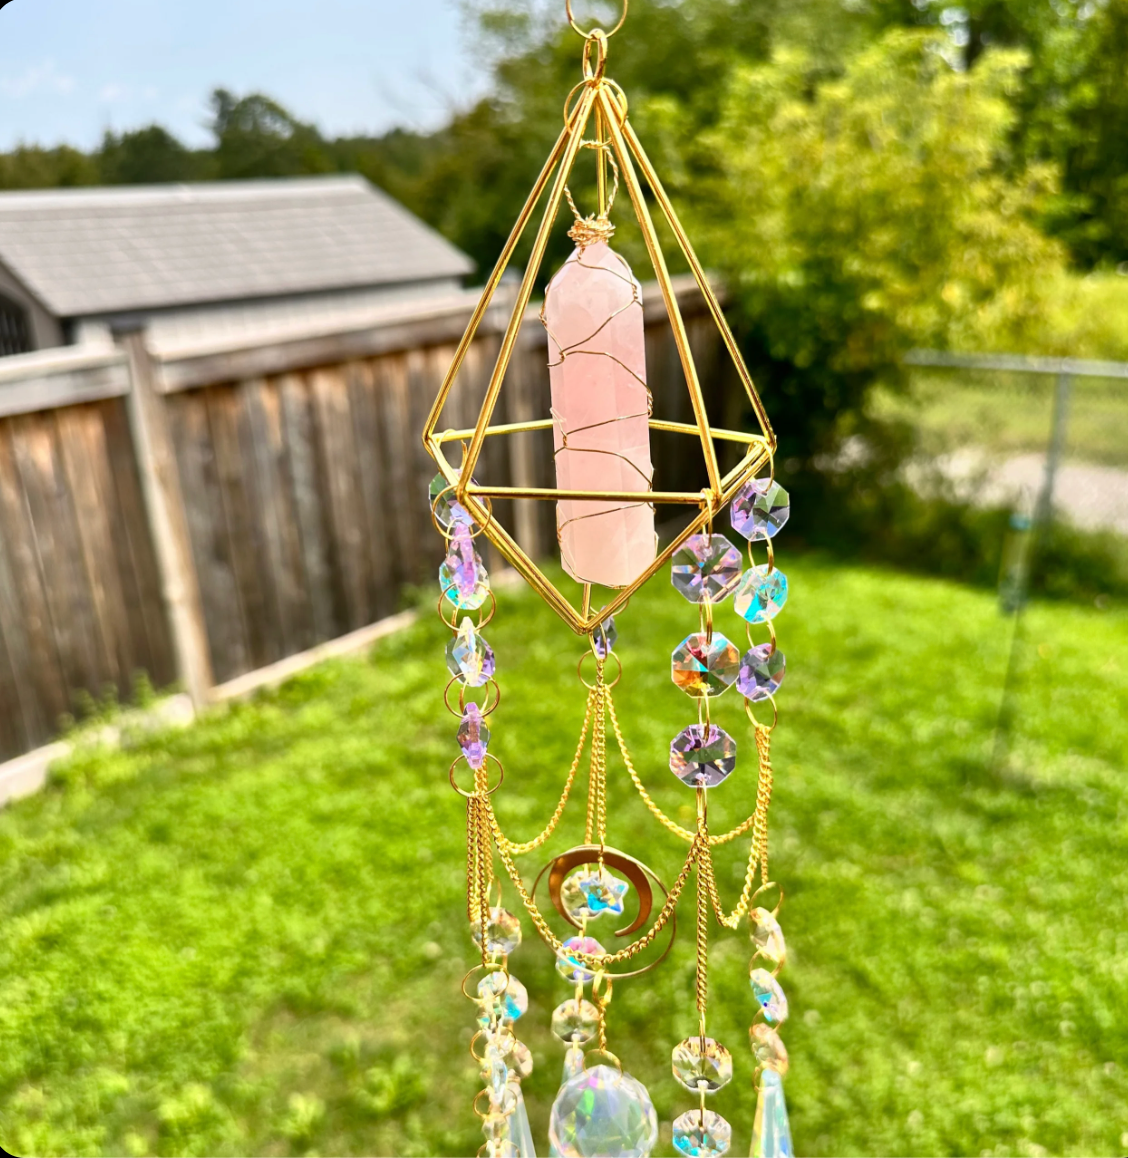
471;907;522;959
749;1024;789;1076
731;477;790;541
749;907;787;970
671;534;742;604
446;619;496;687
671;1036;734;1092
737;645;786;702
548;1064;659;1158
672;632;740;698
551;998;601;1044
749;968;789;1025
477;972;529;1027
556;935;607;984
670;725;737;788
733;566;789;624
672;1109;732;1158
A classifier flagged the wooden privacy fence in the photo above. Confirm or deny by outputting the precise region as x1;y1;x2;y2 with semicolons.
0;278;735;763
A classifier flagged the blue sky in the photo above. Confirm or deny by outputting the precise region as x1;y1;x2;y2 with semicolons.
0;0;488;150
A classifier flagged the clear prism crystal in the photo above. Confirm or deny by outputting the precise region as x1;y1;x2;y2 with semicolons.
749;968;789;1025
551;998;600;1044
477;972;528;1027
509;1082;537;1157
749;1024;789;1076
561;867;629;921
458;702;491;769
750;1069;794;1158
548;1064;658;1158
749;908;786;970
440;522;490;610
471;907;522;958
447;619;497;687
671;1036;733;1092
429;470;477;531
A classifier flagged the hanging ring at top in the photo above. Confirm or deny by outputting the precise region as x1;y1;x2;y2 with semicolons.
567;0;628;39
582;30;608;81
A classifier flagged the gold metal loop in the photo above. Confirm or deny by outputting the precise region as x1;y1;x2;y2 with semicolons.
582;1047;623;1072
746;535;775;574
581;30;608;81
567;0;628;39
444;676;501;719
438;586;497;632
745;619;777;653
750;880;784;920
700;593;714;643
591;971;614;1006
743;694;778;733
601;79;629;123
478;1141;519;1158
429;479;494;543
470;1026;515;1063
461;962;509;1002
474;1086;517;1119
449;753;505;798
577;649;622;690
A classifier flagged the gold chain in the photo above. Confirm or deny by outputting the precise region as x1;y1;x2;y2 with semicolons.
605;691;759;846
695;790;709;1029
495;690;595;856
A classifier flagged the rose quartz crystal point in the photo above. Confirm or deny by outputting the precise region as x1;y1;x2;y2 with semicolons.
544;240;656;588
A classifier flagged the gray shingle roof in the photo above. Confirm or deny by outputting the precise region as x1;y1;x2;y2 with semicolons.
0;176;474;317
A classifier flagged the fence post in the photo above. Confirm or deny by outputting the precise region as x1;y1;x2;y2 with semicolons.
115;325;214;707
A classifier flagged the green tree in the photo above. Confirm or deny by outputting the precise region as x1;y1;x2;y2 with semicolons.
0;144;97;189
98;125;205;184
209;89;333;179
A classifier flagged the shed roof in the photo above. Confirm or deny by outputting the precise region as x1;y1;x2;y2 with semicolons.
0;176;474;318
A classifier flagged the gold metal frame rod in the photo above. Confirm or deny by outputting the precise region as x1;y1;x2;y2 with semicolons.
462;85;599;476
421;101;588;445
466;484;704;503
597;85;722;495
433;420;768;446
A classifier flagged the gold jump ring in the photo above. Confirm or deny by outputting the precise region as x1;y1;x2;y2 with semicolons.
567;0;627;38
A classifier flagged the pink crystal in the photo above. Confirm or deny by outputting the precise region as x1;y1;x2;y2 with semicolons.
544;241;656;588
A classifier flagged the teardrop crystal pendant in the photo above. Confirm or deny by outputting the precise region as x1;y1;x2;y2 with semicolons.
544;239;656;588
509;1082;537;1158
750;1069;794;1158
548;1063;658;1158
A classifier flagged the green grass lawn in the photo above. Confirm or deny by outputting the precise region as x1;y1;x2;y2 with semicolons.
1;557;1127;1157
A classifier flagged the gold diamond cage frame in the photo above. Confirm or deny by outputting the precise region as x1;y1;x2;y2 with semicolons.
421;36;776;635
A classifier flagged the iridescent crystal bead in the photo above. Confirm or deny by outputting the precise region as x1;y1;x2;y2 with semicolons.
671;632;740;698
482;1112;511;1141
670;725;736;788
447;619;496;686
440;522;490;610
509;1082;536;1157
749;907;786;970
471;907;522;958
737;645;785;702
671;1036;733;1092
593;616;617;658
671;534;742;603
672;1109;732;1158
749;968;789;1025
484;1053;510;1107
556;935;606;983
734;566;789;624
731;477;790;541
749;1024;789;1075
751;1068;793;1158
548;1064;658;1158
501;1038;534;1081
458;702;491;769
551;998;600;1043
477;972;528;1026
429;470;476;531
561;867;629;921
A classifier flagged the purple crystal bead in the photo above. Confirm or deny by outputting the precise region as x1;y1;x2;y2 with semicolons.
672;632;740;698
439;523;490;610
671;534;742;604
592;616;617;659
457;702;491;769
446;619;496;687
731;477;790;541
737;644;786;702
670;724;737;787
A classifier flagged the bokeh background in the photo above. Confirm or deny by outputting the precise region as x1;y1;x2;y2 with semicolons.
0;0;1126;1155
